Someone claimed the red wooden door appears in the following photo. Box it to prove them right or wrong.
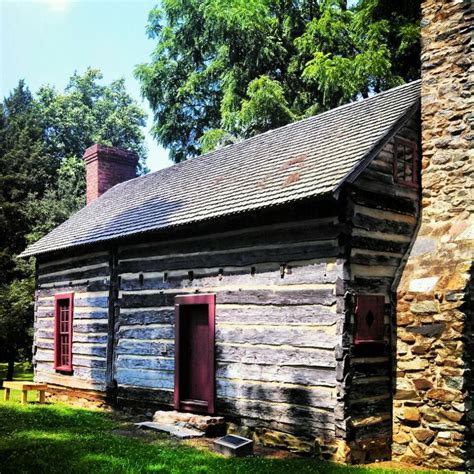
[174,294,215,414]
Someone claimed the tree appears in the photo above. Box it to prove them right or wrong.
[30,68,148,239]
[136,0,420,162]
[0,81,55,285]
[38,68,148,171]
[0,71,148,378]
[0,82,51,379]
[0,262,35,381]
[25,157,87,245]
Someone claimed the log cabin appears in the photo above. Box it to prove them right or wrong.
[23,80,421,461]
[21,1,472,469]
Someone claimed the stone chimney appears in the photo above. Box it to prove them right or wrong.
[393,0,473,471]
[83,144,138,205]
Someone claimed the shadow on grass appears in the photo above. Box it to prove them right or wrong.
[0,402,428,474]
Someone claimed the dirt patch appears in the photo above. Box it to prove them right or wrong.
[113,416,302,460]
[364,461,430,471]
[183,436,302,459]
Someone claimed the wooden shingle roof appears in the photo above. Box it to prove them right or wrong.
[22,80,420,257]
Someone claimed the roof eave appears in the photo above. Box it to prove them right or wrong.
[19,190,336,259]
[332,100,420,200]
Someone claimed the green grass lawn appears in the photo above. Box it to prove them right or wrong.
[0,363,443,474]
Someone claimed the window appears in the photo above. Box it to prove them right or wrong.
[354,294,385,344]
[54,293,74,372]
[393,137,418,186]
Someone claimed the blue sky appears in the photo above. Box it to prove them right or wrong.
[0,0,171,171]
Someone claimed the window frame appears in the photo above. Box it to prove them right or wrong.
[54,292,74,373]
[393,136,418,188]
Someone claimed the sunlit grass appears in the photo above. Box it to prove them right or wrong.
[0,364,447,473]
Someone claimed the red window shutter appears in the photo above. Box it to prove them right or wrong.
[54,293,74,372]
[354,295,385,344]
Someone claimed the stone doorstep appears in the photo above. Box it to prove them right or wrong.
[135,422,205,439]
[152,410,226,435]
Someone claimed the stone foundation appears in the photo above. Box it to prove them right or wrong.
[393,0,473,470]
[227,422,356,462]
[44,385,108,410]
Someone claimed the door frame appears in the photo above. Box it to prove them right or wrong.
[174,293,216,414]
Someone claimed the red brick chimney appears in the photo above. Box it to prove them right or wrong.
[83,144,138,205]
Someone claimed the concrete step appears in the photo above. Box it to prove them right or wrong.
[135,421,205,439]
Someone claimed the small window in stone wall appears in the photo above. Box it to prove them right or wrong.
[393,137,418,187]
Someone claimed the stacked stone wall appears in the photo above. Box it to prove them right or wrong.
[393,0,473,470]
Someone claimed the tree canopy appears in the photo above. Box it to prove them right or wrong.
[0,70,147,376]
[136,0,420,162]
[26,68,148,243]
[38,68,147,170]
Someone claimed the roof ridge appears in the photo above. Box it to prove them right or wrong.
[115,79,421,190]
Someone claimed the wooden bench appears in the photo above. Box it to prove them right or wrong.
[3,382,48,404]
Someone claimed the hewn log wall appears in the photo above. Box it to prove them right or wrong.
[114,214,346,447]
[341,114,421,462]
[33,251,111,392]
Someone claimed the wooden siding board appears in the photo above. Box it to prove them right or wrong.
[119,261,343,291]
[215,327,337,349]
[215,305,339,326]
[120,288,337,308]
[115,356,174,371]
[37,252,109,274]
[115,340,174,357]
[350,188,417,216]
[117,241,341,274]
[37,280,110,296]
[117,219,341,259]
[216,344,336,368]
[216,362,337,387]
[217,398,336,435]
[38,266,109,284]
[216,379,335,409]
[73,344,107,358]
[216,289,336,306]
[118,326,175,340]
[115,368,174,389]
[118,309,174,326]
